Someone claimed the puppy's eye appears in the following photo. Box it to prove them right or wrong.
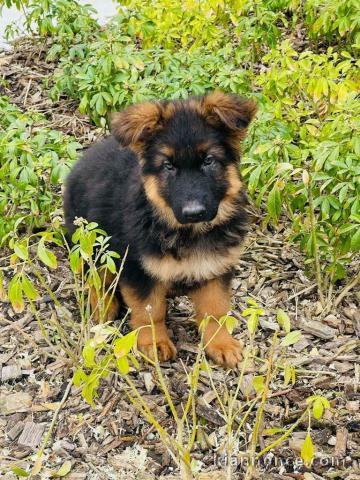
[203,154,215,167]
[163,159,175,171]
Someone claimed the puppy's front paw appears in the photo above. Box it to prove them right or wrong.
[137,328,177,362]
[205,329,243,369]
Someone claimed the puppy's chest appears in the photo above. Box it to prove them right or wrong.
[142,242,243,284]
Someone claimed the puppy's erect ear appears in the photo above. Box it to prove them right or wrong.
[111,101,163,146]
[202,91,257,133]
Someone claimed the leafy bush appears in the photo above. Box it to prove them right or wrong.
[4,0,99,55]
[304,0,360,50]
[3,222,331,477]
[242,44,360,289]
[114,0,233,51]
[50,40,252,126]
[106,0,290,54]
[0,96,81,242]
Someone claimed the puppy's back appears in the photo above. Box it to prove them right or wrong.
[63,136,138,239]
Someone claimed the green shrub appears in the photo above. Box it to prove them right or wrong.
[304,0,360,50]
[50,38,252,126]
[241,44,360,290]
[0,97,81,243]
[4,0,99,51]
[114,0,232,51]
[3,221,332,477]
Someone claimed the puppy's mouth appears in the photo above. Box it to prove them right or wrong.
[176,215,216,225]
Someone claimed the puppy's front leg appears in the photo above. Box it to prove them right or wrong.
[190,278,243,369]
[89,269,120,323]
[120,283,176,362]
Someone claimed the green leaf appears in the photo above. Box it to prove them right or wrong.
[78,94,89,114]
[31,456,43,476]
[37,238,57,269]
[253,375,264,393]
[0,270,6,301]
[254,143,272,155]
[128,354,140,370]
[106,256,116,274]
[247,312,258,335]
[10,466,29,477]
[313,397,324,420]
[116,356,130,375]
[284,365,292,386]
[81,373,99,407]
[248,165,262,194]
[96,94,106,115]
[321,197,330,219]
[14,241,28,260]
[8,275,24,314]
[73,368,87,387]
[301,433,315,467]
[276,162,294,174]
[114,331,137,358]
[220,314,238,334]
[267,185,282,222]
[351,229,360,251]
[199,360,211,373]
[338,224,357,235]
[246,298,259,307]
[199,316,210,333]
[280,330,302,347]
[21,275,39,301]
[69,249,81,273]
[51,461,72,477]
[276,309,291,333]
[82,341,96,368]
[306,124,318,136]
[80,233,95,259]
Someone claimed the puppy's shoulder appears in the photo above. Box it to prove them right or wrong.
[69,136,138,181]
[84,136,134,166]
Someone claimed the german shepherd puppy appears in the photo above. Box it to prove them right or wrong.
[64,92,257,368]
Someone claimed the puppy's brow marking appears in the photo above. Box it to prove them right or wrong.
[159,145,175,157]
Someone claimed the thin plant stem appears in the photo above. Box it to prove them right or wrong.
[334,268,360,307]
[27,297,77,361]
[245,331,278,480]
[121,373,186,465]
[29,379,73,478]
[256,408,310,458]
[307,180,325,306]
[148,313,179,423]
[179,353,202,452]
[147,314,193,476]
[226,338,253,480]
[233,396,260,440]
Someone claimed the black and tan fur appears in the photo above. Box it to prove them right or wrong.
[63,92,257,368]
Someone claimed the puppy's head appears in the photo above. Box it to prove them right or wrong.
[111,92,257,228]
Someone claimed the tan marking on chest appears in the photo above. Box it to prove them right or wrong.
[142,244,243,283]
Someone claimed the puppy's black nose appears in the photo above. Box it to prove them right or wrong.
[182,201,206,222]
